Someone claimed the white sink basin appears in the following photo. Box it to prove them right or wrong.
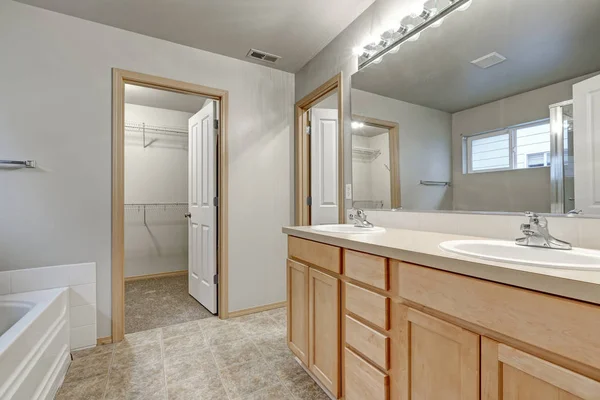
[439,240,600,270]
[312,224,386,234]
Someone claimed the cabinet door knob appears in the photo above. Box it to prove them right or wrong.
[184,212,192,218]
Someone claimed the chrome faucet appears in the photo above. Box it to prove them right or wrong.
[349,208,374,228]
[515,212,571,250]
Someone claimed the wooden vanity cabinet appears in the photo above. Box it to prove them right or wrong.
[287,237,342,398]
[481,338,600,400]
[309,268,340,396]
[287,234,600,400]
[287,259,309,364]
[394,304,480,400]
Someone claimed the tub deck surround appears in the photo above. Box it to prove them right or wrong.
[284,228,600,399]
[0,288,70,400]
[0,262,97,350]
[283,226,600,305]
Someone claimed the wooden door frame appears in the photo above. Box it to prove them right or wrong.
[351,114,401,209]
[111,68,229,342]
[294,73,344,225]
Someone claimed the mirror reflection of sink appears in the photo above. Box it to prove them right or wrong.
[440,240,600,270]
[312,224,386,234]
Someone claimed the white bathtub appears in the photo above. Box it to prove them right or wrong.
[0,288,70,400]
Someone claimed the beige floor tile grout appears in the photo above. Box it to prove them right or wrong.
[60,305,327,400]
[159,329,169,400]
[207,340,234,400]
[100,344,115,400]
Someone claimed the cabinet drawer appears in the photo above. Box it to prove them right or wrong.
[345,283,389,330]
[288,236,341,274]
[345,348,389,400]
[344,249,389,290]
[396,261,600,371]
[345,315,389,370]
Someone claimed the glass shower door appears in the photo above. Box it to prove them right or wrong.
[549,100,574,214]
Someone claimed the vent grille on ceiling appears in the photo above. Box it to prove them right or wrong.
[471,52,507,69]
[246,49,281,64]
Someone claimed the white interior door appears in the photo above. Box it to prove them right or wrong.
[574,75,600,215]
[310,108,339,225]
[188,100,217,313]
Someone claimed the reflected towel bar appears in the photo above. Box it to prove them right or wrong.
[0,160,37,168]
[420,180,451,187]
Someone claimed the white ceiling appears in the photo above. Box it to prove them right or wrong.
[353,124,388,137]
[15,0,375,73]
[352,0,600,113]
[125,84,209,113]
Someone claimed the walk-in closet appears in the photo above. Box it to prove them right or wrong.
[123,83,217,333]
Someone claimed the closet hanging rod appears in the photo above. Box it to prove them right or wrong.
[420,180,451,187]
[125,202,187,207]
[124,122,187,136]
[0,159,37,168]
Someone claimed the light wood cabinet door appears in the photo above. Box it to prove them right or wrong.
[482,337,600,400]
[309,268,341,397]
[287,259,309,365]
[394,305,480,400]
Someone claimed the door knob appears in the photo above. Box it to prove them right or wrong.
[184,212,192,218]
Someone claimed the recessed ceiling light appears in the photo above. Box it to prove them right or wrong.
[471,52,507,69]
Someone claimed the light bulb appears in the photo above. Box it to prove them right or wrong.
[431,16,445,28]
[407,32,420,42]
[458,0,472,11]
[351,122,365,129]
[352,46,363,56]
[364,35,380,47]
[396,24,410,36]
[408,1,426,17]
[388,45,401,54]
[372,57,383,65]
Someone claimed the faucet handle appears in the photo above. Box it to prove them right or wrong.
[524,211,547,227]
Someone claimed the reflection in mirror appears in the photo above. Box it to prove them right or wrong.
[350,0,600,216]
[351,116,400,210]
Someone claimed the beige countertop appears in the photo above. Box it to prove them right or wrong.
[283,225,600,305]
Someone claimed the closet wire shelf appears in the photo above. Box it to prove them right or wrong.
[125,202,188,226]
[125,121,188,148]
[352,146,381,162]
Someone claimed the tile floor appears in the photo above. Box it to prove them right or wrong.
[57,307,329,400]
[125,275,213,334]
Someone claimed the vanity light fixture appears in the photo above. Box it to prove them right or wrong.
[357,0,473,69]
[351,121,365,129]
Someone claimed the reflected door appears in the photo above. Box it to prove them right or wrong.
[574,74,600,215]
[188,101,217,313]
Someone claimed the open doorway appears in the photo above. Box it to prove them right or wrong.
[294,73,344,225]
[112,69,229,342]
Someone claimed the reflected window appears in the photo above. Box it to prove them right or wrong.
[466,120,550,173]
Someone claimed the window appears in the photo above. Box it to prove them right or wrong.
[466,120,550,173]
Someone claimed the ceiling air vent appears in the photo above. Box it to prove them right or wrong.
[246,49,281,64]
[471,52,507,69]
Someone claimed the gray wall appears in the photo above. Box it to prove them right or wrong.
[452,73,598,213]
[0,1,294,338]
[352,89,453,210]
[295,0,409,215]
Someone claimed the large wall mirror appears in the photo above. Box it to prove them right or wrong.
[350,0,600,216]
